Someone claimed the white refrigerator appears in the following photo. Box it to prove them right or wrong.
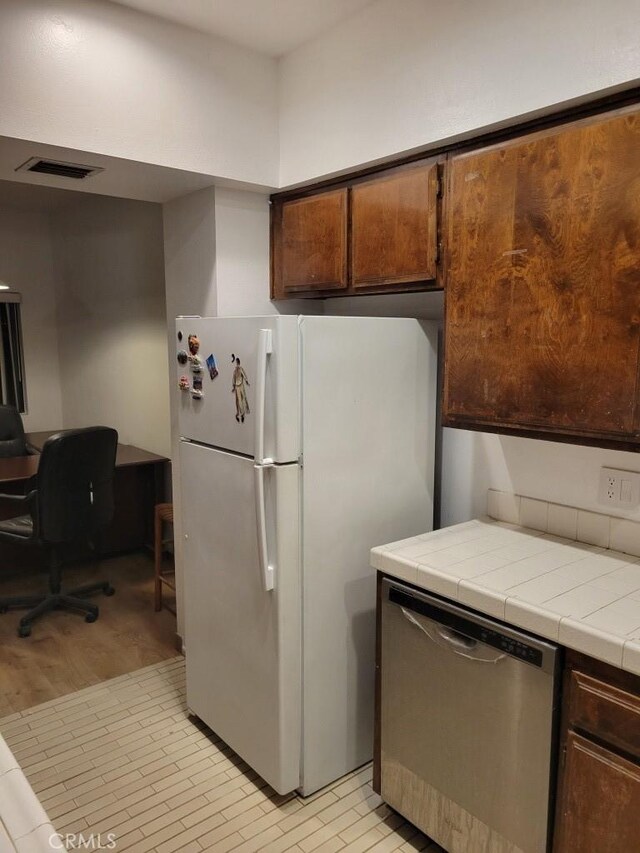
[176,315,437,796]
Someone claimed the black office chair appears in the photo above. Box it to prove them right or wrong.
[0,427,118,637]
[0,405,30,457]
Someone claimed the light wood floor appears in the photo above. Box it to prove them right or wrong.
[0,551,178,715]
[0,658,442,852]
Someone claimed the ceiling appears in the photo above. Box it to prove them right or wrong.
[109,0,374,57]
[0,136,231,206]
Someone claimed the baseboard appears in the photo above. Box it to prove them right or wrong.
[174,633,185,654]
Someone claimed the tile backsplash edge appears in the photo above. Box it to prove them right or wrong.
[487,489,640,559]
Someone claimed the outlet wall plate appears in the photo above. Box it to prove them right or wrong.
[598,467,640,509]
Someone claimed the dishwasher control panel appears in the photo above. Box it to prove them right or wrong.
[477,627,543,667]
[389,584,545,669]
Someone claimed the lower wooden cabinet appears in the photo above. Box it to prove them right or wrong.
[554,652,640,852]
[556,732,640,853]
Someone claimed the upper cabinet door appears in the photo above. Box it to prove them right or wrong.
[444,108,640,440]
[275,188,348,294]
[351,165,438,288]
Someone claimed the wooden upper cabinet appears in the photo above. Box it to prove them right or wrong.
[273,188,348,295]
[351,164,438,288]
[271,160,442,299]
[443,107,640,443]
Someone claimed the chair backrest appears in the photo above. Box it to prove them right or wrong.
[0,405,28,458]
[35,427,118,544]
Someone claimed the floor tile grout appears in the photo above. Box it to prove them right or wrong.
[1,659,441,853]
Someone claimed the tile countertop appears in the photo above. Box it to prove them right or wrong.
[0,734,60,851]
[371,518,640,675]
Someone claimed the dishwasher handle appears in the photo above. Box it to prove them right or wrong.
[401,607,507,664]
[435,625,477,652]
[387,580,558,672]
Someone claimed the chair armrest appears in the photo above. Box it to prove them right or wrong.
[0,490,36,503]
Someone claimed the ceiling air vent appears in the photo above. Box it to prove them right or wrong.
[15,157,104,180]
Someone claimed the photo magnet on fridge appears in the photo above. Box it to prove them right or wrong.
[206,354,219,380]
[193,375,203,391]
[232,357,250,423]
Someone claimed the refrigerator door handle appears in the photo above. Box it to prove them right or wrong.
[255,328,273,465]
[254,463,275,592]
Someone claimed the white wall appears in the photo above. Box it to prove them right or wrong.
[52,194,170,457]
[214,188,274,317]
[0,0,279,187]
[279,0,640,186]
[0,205,64,432]
[278,0,640,536]
[441,430,640,527]
[324,292,443,320]
[163,187,217,639]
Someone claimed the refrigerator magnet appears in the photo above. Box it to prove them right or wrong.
[177,330,183,341]
[178,375,190,391]
[232,357,250,423]
[177,350,188,365]
[206,354,219,380]
[191,388,203,400]
[192,375,203,391]
[188,334,200,356]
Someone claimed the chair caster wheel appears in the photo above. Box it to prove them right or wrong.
[18,624,31,638]
[85,611,99,623]
[103,585,115,597]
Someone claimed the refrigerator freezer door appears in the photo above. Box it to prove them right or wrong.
[175,316,299,462]
[180,440,301,795]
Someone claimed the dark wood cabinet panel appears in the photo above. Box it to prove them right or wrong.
[271,160,442,299]
[567,669,640,761]
[554,652,640,853]
[555,731,640,853]
[444,107,640,443]
[351,164,438,288]
[273,188,348,295]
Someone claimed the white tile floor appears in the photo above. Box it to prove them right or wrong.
[0,658,441,853]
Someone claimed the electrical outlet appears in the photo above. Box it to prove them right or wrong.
[598,467,640,509]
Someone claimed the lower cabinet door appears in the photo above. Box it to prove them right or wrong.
[556,731,640,852]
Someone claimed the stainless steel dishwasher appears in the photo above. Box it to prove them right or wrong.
[380,579,559,853]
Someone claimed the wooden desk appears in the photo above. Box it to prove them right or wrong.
[0,454,38,484]
[0,433,168,556]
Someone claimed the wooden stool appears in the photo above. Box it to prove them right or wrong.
[154,503,175,614]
